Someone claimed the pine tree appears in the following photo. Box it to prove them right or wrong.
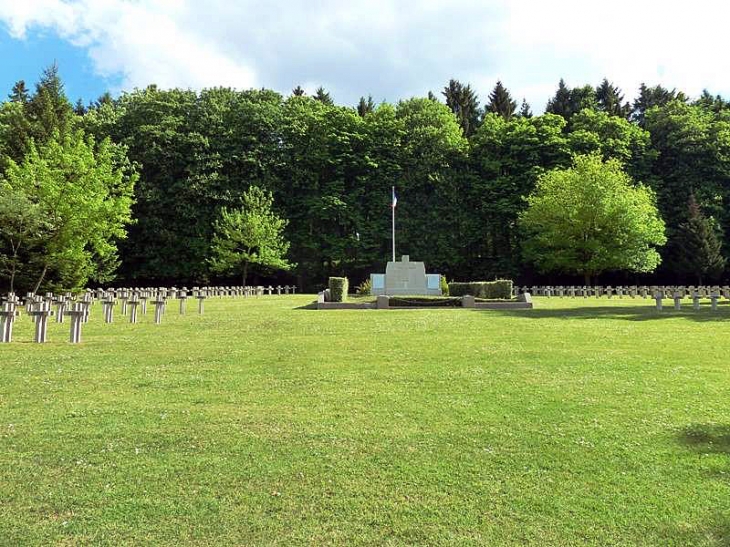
[25,62,74,143]
[695,89,730,113]
[517,98,532,118]
[595,78,631,118]
[631,83,685,126]
[673,195,726,284]
[93,91,113,108]
[74,99,87,116]
[313,86,334,105]
[427,91,438,101]
[441,79,481,136]
[545,79,572,119]
[9,80,29,103]
[569,85,596,115]
[357,95,375,117]
[292,85,305,97]
[486,81,517,120]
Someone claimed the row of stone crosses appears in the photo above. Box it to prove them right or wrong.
[514,285,729,310]
[0,284,297,344]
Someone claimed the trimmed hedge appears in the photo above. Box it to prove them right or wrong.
[328,277,349,302]
[448,279,513,299]
[440,275,449,296]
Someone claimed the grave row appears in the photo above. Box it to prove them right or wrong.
[513,285,730,300]
[0,284,297,344]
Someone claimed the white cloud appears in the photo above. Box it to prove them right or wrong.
[1,0,730,110]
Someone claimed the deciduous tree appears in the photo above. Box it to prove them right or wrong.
[519,154,666,284]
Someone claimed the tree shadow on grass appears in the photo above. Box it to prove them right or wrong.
[484,304,730,322]
[678,424,730,456]
[671,425,730,546]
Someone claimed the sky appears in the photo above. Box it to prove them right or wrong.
[1,0,730,112]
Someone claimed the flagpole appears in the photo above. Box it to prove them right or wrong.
[391,186,396,262]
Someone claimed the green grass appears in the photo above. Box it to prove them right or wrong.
[1,296,728,546]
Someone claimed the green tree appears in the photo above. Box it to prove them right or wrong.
[631,83,686,126]
[0,183,48,292]
[313,86,334,105]
[209,185,292,285]
[486,81,517,120]
[595,78,631,118]
[517,99,532,118]
[470,113,571,277]
[2,132,136,291]
[672,194,725,284]
[545,79,572,119]
[292,86,306,97]
[567,108,655,182]
[519,154,666,285]
[442,79,481,136]
[644,100,730,269]
[9,80,29,104]
[357,95,375,117]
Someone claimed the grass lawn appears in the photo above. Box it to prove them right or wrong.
[0,296,728,546]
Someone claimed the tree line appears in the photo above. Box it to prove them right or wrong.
[1,65,729,291]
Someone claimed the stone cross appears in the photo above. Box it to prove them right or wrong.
[179,290,187,315]
[655,292,663,311]
[673,291,682,310]
[103,297,116,323]
[692,292,700,311]
[67,303,85,343]
[153,298,165,324]
[710,292,719,311]
[30,301,53,343]
[197,293,206,314]
[56,297,67,323]
[128,296,140,324]
[0,303,17,343]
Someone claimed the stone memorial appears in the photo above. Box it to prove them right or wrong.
[370,255,441,296]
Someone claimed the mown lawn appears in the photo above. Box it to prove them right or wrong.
[0,296,728,546]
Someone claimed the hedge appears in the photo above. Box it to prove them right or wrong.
[328,277,349,302]
[448,279,513,299]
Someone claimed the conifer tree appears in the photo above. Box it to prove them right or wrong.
[545,79,572,119]
[441,79,481,136]
[292,85,305,97]
[25,63,75,144]
[595,78,631,118]
[631,83,685,126]
[313,86,334,105]
[486,81,517,120]
[673,194,726,284]
[517,98,532,118]
[9,80,29,103]
[357,95,375,117]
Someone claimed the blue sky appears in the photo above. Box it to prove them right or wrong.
[1,0,729,111]
[1,29,120,104]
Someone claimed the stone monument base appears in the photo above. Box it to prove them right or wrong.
[370,255,442,296]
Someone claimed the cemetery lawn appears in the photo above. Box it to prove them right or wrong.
[1,296,729,546]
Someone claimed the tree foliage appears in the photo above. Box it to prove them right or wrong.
[671,194,726,284]
[486,81,517,120]
[209,185,292,286]
[520,154,666,284]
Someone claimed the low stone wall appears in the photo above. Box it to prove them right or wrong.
[315,293,533,310]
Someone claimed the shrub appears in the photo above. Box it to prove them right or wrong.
[356,278,371,296]
[440,275,449,296]
[328,277,349,302]
[448,279,513,299]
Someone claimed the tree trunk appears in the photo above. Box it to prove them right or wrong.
[242,262,248,287]
[584,272,591,286]
[32,264,48,294]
